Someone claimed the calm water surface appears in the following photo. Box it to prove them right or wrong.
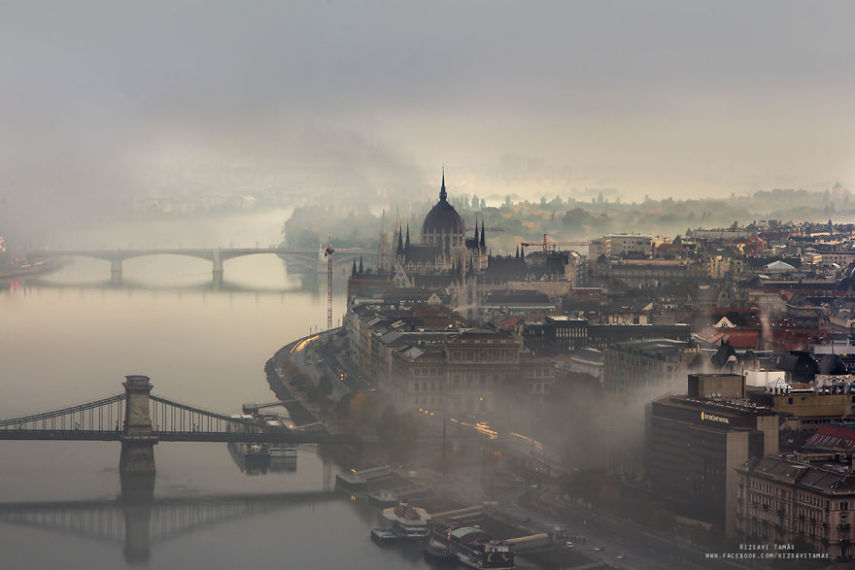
[0,210,437,570]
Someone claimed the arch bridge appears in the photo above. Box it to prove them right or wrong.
[29,246,373,286]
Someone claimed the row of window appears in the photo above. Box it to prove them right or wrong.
[744,479,843,510]
[447,349,516,362]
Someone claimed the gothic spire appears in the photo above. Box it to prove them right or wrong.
[405,224,411,248]
[397,224,403,254]
[352,258,357,276]
[479,219,486,249]
[474,220,479,243]
[359,256,364,274]
[439,166,447,202]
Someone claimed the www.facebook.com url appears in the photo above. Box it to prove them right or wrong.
[704,552,829,560]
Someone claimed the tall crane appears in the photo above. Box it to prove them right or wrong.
[324,244,334,330]
[520,233,589,255]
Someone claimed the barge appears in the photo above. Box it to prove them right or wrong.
[430,522,514,569]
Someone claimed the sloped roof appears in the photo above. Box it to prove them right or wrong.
[766,260,796,271]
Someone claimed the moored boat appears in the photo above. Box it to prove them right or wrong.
[423,537,456,565]
[227,441,271,474]
[370,527,401,545]
[368,490,399,508]
[381,501,431,540]
[430,522,514,569]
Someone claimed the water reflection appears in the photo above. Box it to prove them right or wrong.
[0,212,427,569]
[0,472,340,565]
[16,277,302,296]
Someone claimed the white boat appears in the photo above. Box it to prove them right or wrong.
[368,490,399,508]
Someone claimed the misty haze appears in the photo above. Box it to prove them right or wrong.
[3,2,855,570]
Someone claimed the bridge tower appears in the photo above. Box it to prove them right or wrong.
[119,375,158,476]
[212,248,223,288]
[110,258,123,284]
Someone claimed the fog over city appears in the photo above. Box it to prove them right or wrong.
[5,3,855,570]
[3,1,855,238]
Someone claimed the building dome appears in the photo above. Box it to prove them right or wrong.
[422,172,464,237]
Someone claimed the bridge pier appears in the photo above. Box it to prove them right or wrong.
[111,258,123,284]
[120,375,157,475]
[212,250,223,288]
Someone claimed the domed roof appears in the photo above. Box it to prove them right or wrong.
[422,172,464,235]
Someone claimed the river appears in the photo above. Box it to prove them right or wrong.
[0,209,447,570]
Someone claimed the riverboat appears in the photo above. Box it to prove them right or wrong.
[228,441,271,474]
[367,490,399,508]
[380,501,431,540]
[430,523,514,569]
[369,527,401,545]
[269,442,297,459]
[423,537,456,565]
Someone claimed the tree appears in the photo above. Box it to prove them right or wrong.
[376,406,418,460]
[334,392,354,420]
[348,391,381,431]
[376,406,398,447]
[318,374,333,396]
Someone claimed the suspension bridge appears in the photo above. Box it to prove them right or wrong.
[0,375,363,474]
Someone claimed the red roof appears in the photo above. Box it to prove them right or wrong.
[717,330,760,349]
[806,425,855,451]
[496,316,522,331]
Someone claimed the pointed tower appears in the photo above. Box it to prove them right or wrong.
[377,209,389,271]
[352,259,357,276]
[479,219,486,250]
[405,224,411,249]
[473,220,479,244]
[440,165,447,202]
[396,224,404,255]
[359,257,364,274]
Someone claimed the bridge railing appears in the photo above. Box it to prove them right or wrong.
[0,394,127,432]
[149,395,257,435]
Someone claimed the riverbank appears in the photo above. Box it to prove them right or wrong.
[264,332,331,427]
[264,330,754,569]
[264,330,602,570]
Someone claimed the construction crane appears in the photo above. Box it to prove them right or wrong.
[324,244,334,329]
[520,233,589,255]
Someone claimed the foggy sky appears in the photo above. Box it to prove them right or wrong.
[2,1,855,234]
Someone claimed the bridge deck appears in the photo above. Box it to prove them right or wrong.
[0,430,367,444]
